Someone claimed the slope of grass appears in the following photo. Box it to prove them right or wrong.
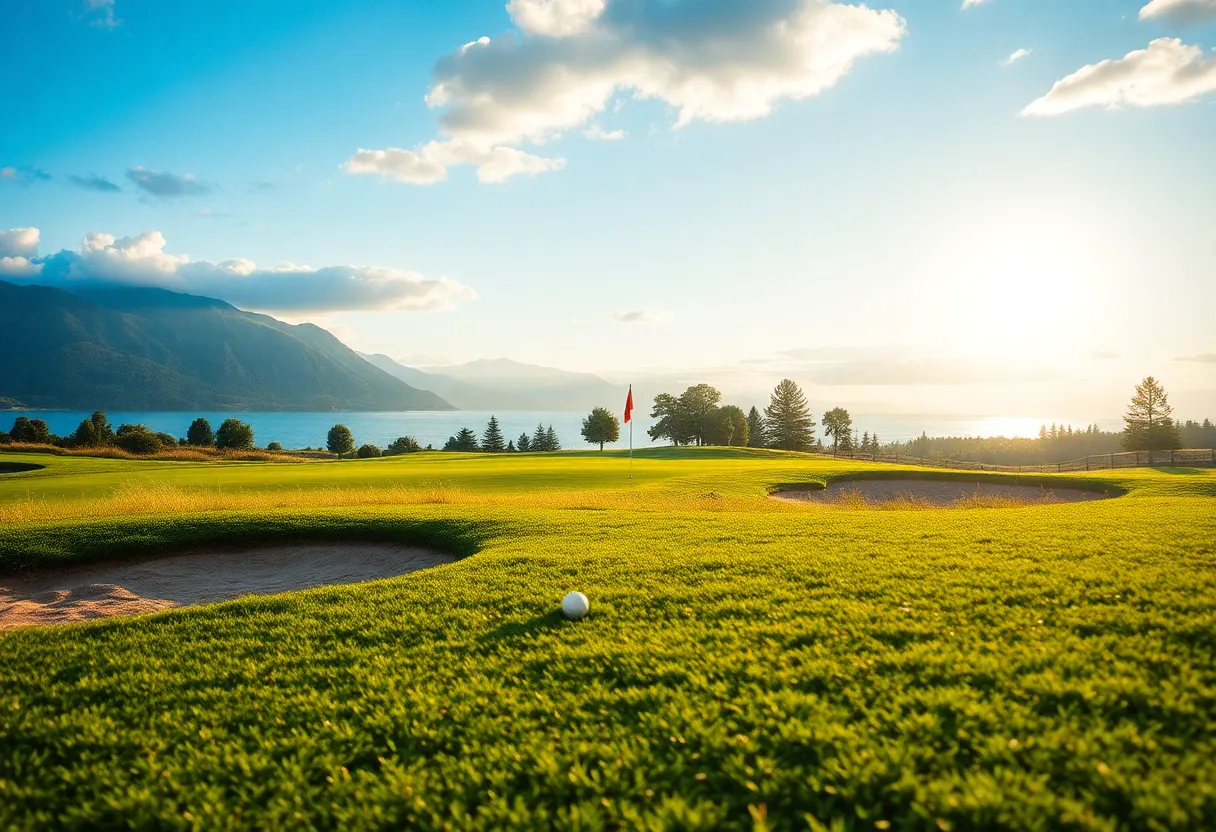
[1,450,1215,829]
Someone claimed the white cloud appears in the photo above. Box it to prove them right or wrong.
[0,257,41,278]
[6,227,477,314]
[1001,48,1032,66]
[961,0,990,8]
[126,167,212,197]
[0,227,40,258]
[1140,0,1216,24]
[1021,38,1216,117]
[583,125,626,141]
[612,309,667,324]
[347,0,905,184]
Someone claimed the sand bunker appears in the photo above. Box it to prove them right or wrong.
[0,541,454,630]
[773,478,1113,508]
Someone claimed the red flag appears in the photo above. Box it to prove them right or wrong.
[624,386,634,424]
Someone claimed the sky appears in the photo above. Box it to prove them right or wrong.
[2,0,1215,424]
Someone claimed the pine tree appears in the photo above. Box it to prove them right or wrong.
[507,440,516,452]
[546,425,560,451]
[861,431,871,452]
[517,433,531,452]
[482,415,506,452]
[764,379,816,452]
[746,406,767,448]
[532,422,548,451]
[1121,376,1182,451]
[444,427,480,452]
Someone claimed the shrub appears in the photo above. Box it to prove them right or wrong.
[266,442,283,452]
[215,419,255,451]
[187,418,215,447]
[357,444,382,459]
[114,424,161,455]
[327,425,355,457]
[155,432,180,448]
[386,436,421,455]
[0,431,9,444]
[72,412,114,448]
[10,417,53,445]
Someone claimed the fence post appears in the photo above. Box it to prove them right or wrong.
[1086,456,1090,472]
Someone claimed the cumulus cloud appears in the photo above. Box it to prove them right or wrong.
[611,309,667,324]
[126,166,213,197]
[2,227,477,314]
[0,165,53,186]
[67,173,122,192]
[1140,0,1216,24]
[347,0,905,184]
[583,124,626,141]
[1001,48,1032,66]
[1021,38,1216,116]
[0,227,40,258]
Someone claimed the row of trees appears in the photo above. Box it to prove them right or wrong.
[441,418,563,453]
[0,413,260,454]
[647,379,818,451]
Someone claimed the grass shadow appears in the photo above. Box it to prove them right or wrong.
[1153,467,1210,476]
[479,610,567,643]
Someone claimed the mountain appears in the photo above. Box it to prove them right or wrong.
[361,354,627,411]
[0,281,454,411]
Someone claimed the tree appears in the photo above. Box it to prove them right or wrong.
[482,416,506,453]
[678,384,722,446]
[507,440,516,452]
[72,412,114,447]
[764,379,815,451]
[546,425,561,451]
[357,444,382,458]
[746,407,767,448]
[822,407,853,453]
[10,416,52,445]
[517,433,531,452]
[115,424,161,454]
[581,407,620,450]
[187,418,215,447]
[327,424,355,457]
[386,436,421,455]
[155,432,179,448]
[1121,376,1182,452]
[444,428,480,452]
[532,422,549,451]
[267,442,283,452]
[648,393,692,446]
[704,405,748,447]
[216,418,255,451]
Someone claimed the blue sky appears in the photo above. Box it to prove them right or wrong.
[2,0,1215,421]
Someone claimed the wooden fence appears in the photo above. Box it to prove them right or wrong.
[827,447,1216,474]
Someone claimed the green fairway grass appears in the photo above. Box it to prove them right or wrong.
[1,449,1214,829]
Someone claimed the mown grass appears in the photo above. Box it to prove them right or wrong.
[1,449,1215,829]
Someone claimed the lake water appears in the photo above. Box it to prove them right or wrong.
[2,410,1119,450]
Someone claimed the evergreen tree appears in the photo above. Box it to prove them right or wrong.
[444,428,480,452]
[1121,376,1182,451]
[581,406,620,450]
[746,406,767,448]
[872,433,880,453]
[327,424,355,457]
[546,425,560,451]
[861,431,871,452]
[764,379,815,451]
[482,415,506,452]
[385,436,421,455]
[532,422,548,451]
[507,440,516,452]
[186,417,215,447]
[822,407,852,453]
[517,433,531,452]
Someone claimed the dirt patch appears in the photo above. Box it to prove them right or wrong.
[0,541,455,630]
[772,478,1113,508]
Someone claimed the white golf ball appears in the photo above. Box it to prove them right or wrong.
[561,591,590,620]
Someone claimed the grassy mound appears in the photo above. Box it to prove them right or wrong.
[1,449,1214,829]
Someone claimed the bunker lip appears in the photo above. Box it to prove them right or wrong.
[0,462,45,474]
[0,541,455,630]
[772,478,1115,507]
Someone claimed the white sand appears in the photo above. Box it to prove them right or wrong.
[0,541,454,630]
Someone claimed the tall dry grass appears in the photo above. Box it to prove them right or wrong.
[0,442,316,463]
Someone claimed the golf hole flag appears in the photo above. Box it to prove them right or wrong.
[625,385,634,478]
[624,386,633,423]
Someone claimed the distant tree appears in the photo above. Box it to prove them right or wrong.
[444,428,480,452]
[357,444,382,458]
[327,424,355,457]
[267,442,283,452]
[187,418,215,447]
[678,384,722,446]
[532,422,549,451]
[216,418,256,451]
[717,405,749,447]
[507,440,516,452]
[822,407,853,454]
[155,432,179,448]
[648,393,692,446]
[764,379,815,452]
[746,406,767,448]
[386,436,421,455]
[10,416,53,445]
[1121,376,1182,451]
[861,431,871,452]
[517,432,531,452]
[72,412,114,447]
[482,416,506,453]
[0,431,10,444]
[115,424,161,455]
[871,433,881,454]
[581,407,620,450]
[546,425,561,451]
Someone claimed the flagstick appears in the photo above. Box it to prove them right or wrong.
[629,417,633,480]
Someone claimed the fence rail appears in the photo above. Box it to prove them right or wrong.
[826,447,1216,474]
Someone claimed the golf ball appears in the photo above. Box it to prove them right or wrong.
[562,591,590,620]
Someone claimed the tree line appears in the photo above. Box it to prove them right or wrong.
[0,413,261,455]
[647,379,819,451]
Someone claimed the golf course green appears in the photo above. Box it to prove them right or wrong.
[1,448,1214,829]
